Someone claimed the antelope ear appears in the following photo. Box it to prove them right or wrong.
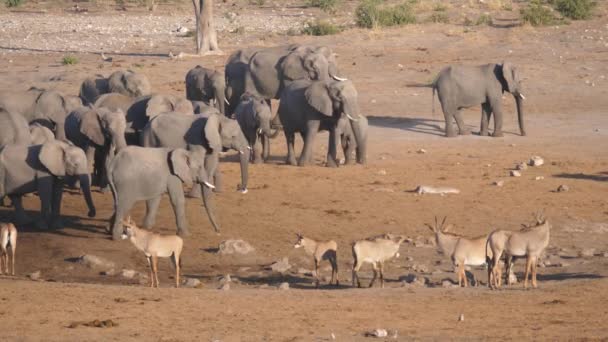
[169,148,194,187]
[305,81,333,117]
[425,224,436,233]
[501,62,516,93]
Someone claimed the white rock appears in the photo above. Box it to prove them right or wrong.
[458,314,465,322]
[415,185,460,195]
[510,170,521,177]
[535,176,544,180]
[377,169,387,175]
[529,156,544,167]
[218,239,255,255]
[416,148,427,154]
[516,162,528,170]
[278,282,290,290]
[369,329,388,338]
[121,269,137,279]
[29,270,41,281]
[183,277,201,288]
[557,184,569,192]
[493,180,504,187]
[270,257,291,273]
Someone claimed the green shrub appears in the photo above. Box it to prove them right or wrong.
[475,13,492,25]
[521,0,556,26]
[428,12,449,23]
[302,20,341,36]
[309,0,340,13]
[552,0,595,19]
[5,0,23,7]
[355,0,416,29]
[62,56,79,65]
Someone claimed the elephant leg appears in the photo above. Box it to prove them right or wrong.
[36,178,54,230]
[262,134,270,161]
[50,178,65,230]
[285,130,297,166]
[490,100,504,137]
[252,135,263,164]
[111,195,136,241]
[213,165,223,193]
[454,110,471,135]
[167,177,189,237]
[10,195,31,225]
[480,102,492,136]
[343,135,355,165]
[143,196,162,229]
[299,121,320,166]
[326,126,339,168]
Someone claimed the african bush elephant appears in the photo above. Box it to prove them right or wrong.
[320,115,368,165]
[65,106,127,188]
[0,107,31,147]
[411,62,525,137]
[234,93,279,164]
[80,70,151,105]
[0,140,96,229]
[141,112,251,196]
[186,65,227,115]
[278,79,367,167]
[107,146,214,240]
[0,88,82,141]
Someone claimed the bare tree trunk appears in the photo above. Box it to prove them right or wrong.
[192,0,220,55]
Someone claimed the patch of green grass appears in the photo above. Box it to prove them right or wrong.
[521,0,556,26]
[4,0,23,7]
[308,0,340,14]
[428,12,449,23]
[302,20,342,36]
[502,3,513,11]
[355,0,416,29]
[433,4,447,12]
[62,55,78,65]
[551,0,596,19]
[475,13,493,25]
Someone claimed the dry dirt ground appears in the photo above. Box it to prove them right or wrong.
[1,1,608,340]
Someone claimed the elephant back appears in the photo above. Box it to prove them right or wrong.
[0,107,31,147]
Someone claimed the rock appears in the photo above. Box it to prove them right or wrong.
[412,264,429,273]
[100,269,116,276]
[603,252,608,258]
[516,162,528,170]
[367,329,388,338]
[442,279,457,288]
[579,248,596,257]
[508,272,518,285]
[535,176,544,181]
[557,184,569,192]
[529,156,544,167]
[219,274,232,284]
[29,270,41,281]
[79,254,115,270]
[405,256,414,262]
[121,269,137,279]
[458,314,465,322]
[218,239,254,255]
[401,273,427,286]
[181,277,200,288]
[416,148,427,154]
[377,169,387,176]
[270,257,291,273]
[219,283,230,291]
[510,170,521,177]
[175,26,189,34]
[278,282,290,290]
[493,180,504,187]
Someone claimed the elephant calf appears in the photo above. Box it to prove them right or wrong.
[234,93,279,164]
[80,70,151,105]
[107,146,216,240]
[320,115,368,165]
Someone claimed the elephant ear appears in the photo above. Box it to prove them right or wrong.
[204,114,223,152]
[146,95,174,118]
[173,98,194,115]
[80,109,105,146]
[281,52,306,82]
[39,140,66,176]
[502,62,516,93]
[305,81,333,117]
[169,148,193,187]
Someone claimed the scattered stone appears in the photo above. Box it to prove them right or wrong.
[68,319,118,329]
[458,314,465,322]
[442,279,457,288]
[516,162,528,171]
[29,270,41,281]
[510,170,521,177]
[377,169,387,176]
[416,148,427,154]
[508,272,518,285]
[278,282,290,290]
[183,277,201,288]
[100,269,116,276]
[219,274,232,284]
[219,283,231,291]
[557,185,569,192]
[175,25,189,34]
[121,269,137,279]
[529,156,544,167]
[366,329,388,338]
[415,185,460,195]
[405,256,414,262]
[535,176,544,181]
[493,180,504,187]
[269,257,291,273]
[218,239,255,255]
[579,248,596,258]
[78,254,115,270]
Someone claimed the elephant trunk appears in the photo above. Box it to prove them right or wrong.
[328,62,347,82]
[112,134,128,153]
[79,174,96,218]
[350,119,367,165]
[260,120,280,139]
[515,95,525,136]
[238,147,250,192]
[215,90,226,115]
[201,183,220,233]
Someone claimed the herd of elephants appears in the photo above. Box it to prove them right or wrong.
[0,43,532,287]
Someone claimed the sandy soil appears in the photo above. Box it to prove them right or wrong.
[0,1,608,340]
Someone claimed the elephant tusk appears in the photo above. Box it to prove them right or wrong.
[224,98,231,105]
[247,146,252,150]
[258,128,263,134]
[203,181,216,189]
[346,113,359,121]
[518,93,526,100]
[332,75,348,82]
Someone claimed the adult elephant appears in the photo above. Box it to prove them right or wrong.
[0,140,96,229]
[65,106,127,188]
[0,88,82,141]
[0,107,31,147]
[80,70,151,105]
[234,93,279,164]
[29,123,55,145]
[107,146,214,240]
[409,62,525,137]
[278,79,367,167]
[185,65,227,115]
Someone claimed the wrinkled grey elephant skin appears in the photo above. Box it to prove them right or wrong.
[0,107,31,147]
[234,93,278,164]
[80,70,151,105]
[186,65,227,115]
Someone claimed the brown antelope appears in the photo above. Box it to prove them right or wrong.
[426,216,492,287]
[352,234,405,288]
[486,212,551,289]
[0,223,17,275]
[293,234,339,287]
[121,217,183,288]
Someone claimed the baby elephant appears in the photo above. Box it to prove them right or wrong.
[122,217,183,288]
[294,233,339,287]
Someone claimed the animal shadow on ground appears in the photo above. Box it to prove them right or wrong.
[368,115,444,136]
[535,272,604,282]
[554,172,608,182]
[236,273,350,290]
[490,18,522,29]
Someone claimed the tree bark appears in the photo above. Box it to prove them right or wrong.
[192,0,220,55]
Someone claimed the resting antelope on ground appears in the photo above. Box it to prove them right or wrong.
[121,217,183,288]
[352,234,405,288]
[0,222,17,275]
[486,212,551,289]
[426,216,492,287]
[293,233,339,287]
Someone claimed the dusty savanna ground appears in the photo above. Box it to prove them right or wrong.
[1,0,608,340]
